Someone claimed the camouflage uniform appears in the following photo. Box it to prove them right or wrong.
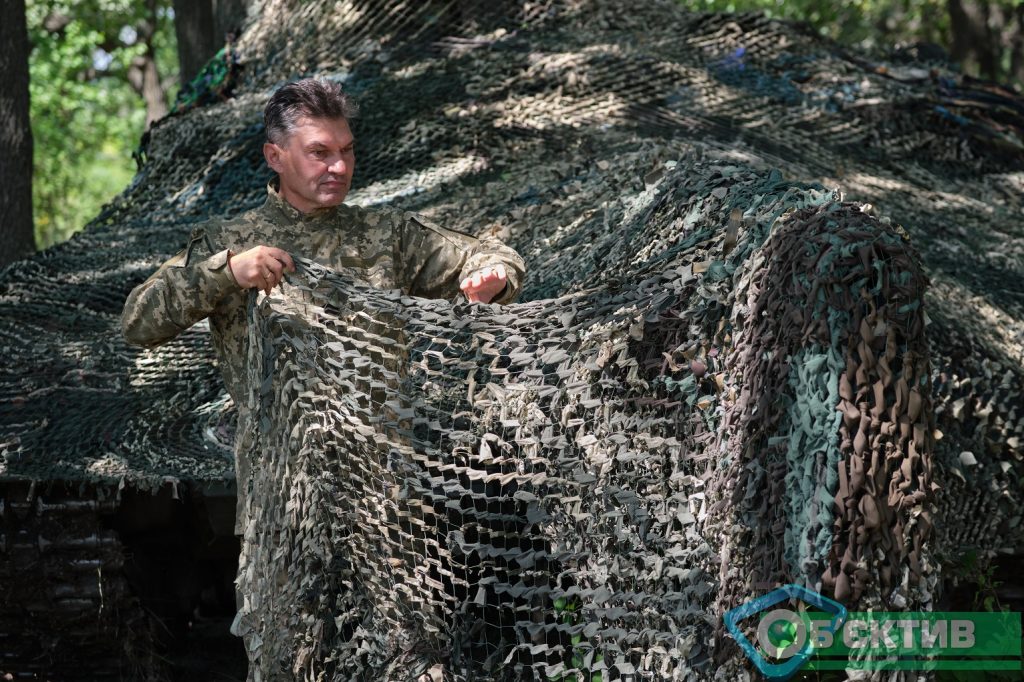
[121,182,526,532]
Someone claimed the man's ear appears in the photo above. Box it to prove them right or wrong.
[263,142,284,173]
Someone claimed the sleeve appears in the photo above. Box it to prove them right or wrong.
[394,211,526,304]
[121,225,240,347]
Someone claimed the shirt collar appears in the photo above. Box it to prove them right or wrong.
[262,178,339,224]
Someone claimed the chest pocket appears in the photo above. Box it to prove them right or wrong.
[333,251,395,289]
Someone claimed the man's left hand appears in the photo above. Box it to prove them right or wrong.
[460,264,507,303]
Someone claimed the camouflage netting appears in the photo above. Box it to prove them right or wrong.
[236,162,935,680]
[1,0,1022,679]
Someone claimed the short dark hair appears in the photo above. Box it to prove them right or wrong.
[264,78,358,145]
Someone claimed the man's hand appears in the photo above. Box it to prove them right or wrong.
[460,263,507,303]
[228,246,296,295]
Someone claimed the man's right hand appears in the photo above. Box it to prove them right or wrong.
[227,246,296,295]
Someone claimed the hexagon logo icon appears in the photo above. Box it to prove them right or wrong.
[724,583,847,680]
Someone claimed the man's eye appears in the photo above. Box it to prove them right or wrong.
[312,150,327,158]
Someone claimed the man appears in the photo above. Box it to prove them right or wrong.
[121,78,526,534]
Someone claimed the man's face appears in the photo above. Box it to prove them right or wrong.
[263,116,355,213]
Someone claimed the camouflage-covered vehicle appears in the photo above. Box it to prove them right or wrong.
[2,1,1022,680]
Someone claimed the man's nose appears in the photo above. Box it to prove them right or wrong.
[328,156,347,174]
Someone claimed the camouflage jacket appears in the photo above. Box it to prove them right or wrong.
[122,183,525,533]
[121,182,526,405]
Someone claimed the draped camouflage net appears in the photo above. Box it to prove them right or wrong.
[1,0,1022,679]
[235,161,934,679]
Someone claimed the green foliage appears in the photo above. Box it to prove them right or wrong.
[681,0,1024,90]
[682,0,952,50]
[549,596,604,682]
[27,0,177,248]
[952,549,1007,612]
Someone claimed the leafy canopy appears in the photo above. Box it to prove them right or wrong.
[27,0,177,249]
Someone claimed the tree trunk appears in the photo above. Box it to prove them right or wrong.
[214,0,250,42]
[0,0,36,266]
[128,48,170,127]
[128,0,169,128]
[1007,3,1024,86]
[174,0,218,84]
[947,0,1000,80]
[174,0,250,84]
